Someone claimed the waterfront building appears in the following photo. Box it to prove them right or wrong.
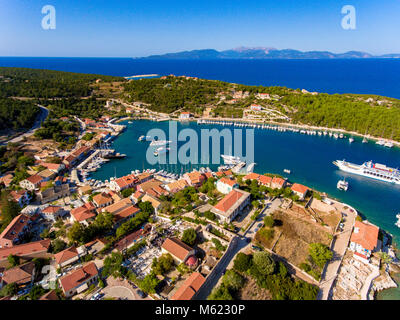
[179,112,193,119]
[290,183,310,200]
[109,174,138,192]
[271,177,287,189]
[349,221,380,261]
[211,189,251,223]
[216,177,239,194]
[183,171,206,187]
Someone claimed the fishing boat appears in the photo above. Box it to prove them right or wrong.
[337,178,349,191]
[283,169,291,174]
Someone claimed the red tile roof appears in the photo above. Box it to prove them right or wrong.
[0,214,32,243]
[26,175,44,185]
[171,272,206,300]
[214,189,246,213]
[54,246,79,265]
[42,206,62,214]
[71,203,96,222]
[59,262,98,293]
[161,237,193,261]
[258,175,272,185]
[291,183,309,194]
[272,177,286,187]
[2,261,35,285]
[350,221,379,251]
[0,240,51,260]
[219,177,238,187]
[243,173,260,181]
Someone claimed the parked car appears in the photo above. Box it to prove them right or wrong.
[136,289,147,298]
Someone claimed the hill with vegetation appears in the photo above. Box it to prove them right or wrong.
[0,67,125,133]
[122,76,400,141]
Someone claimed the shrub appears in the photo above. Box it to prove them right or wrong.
[233,253,253,273]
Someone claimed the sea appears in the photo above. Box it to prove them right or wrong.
[1,57,400,299]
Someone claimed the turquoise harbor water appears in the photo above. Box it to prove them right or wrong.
[92,120,400,249]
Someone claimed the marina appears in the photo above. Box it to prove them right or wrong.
[89,120,400,250]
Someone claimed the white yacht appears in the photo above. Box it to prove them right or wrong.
[337,178,349,191]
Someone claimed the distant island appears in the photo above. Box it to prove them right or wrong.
[137,47,400,60]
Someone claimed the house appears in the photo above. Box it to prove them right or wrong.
[0,214,33,248]
[183,171,206,187]
[102,198,140,224]
[258,175,272,187]
[70,202,97,226]
[256,93,270,100]
[19,175,44,191]
[165,179,188,193]
[37,169,57,181]
[349,221,380,260]
[161,237,195,265]
[114,224,152,253]
[36,184,71,204]
[179,112,192,119]
[109,174,138,192]
[41,206,65,221]
[250,104,263,111]
[38,162,65,174]
[211,189,251,223]
[243,172,261,182]
[131,190,144,204]
[141,194,162,214]
[271,177,287,189]
[59,262,99,298]
[290,183,309,200]
[9,190,30,207]
[92,192,113,208]
[0,174,13,188]
[54,246,81,268]
[136,179,164,194]
[0,261,36,288]
[216,177,239,194]
[170,272,206,300]
[83,238,107,255]
[0,240,51,267]
[78,185,92,196]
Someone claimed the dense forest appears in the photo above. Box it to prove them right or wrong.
[0,67,123,98]
[0,67,124,132]
[0,98,39,130]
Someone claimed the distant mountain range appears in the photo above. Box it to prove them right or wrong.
[137,47,400,60]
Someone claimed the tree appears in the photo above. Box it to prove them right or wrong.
[0,283,18,297]
[51,239,67,253]
[207,284,233,300]
[139,273,160,294]
[67,221,87,243]
[121,188,134,198]
[181,228,197,246]
[264,216,275,228]
[222,270,245,290]
[102,252,124,278]
[309,243,333,269]
[152,254,174,275]
[7,254,20,267]
[233,253,253,273]
[253,251,275,275]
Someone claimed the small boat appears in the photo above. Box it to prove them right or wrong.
[376,139,385,145]
[150,140,171,147]
[283,169,291,174]
[395,213,400,228]
[349,137,354,143]
[362,137,368,143]
[154,147,170,156]
[128,121,133,124]
[384,141,394,148]
[337,178,349,191]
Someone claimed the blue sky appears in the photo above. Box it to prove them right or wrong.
[0,0,399,57]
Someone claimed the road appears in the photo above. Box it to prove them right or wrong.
[317,204,356,300]
[5,105,49,144]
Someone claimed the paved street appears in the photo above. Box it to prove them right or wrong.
[317,203,356,300]
[5,105,49,144]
